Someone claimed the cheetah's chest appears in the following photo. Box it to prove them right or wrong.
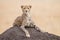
[26,17,31,26]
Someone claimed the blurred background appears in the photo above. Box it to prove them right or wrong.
[0,0,60,36]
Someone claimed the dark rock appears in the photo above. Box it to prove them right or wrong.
[0,26,60,40]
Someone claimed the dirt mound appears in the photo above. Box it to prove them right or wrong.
[0,26,60,40]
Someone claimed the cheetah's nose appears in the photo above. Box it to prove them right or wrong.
[26,10,27,12]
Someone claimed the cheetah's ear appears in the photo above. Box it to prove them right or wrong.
[21,5,23,8]
[29,5,32,8]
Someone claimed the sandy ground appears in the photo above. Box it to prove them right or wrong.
[0,0,60,36]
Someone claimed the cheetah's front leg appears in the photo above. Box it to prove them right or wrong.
[30,21,41,32]
[34,25,41,32]
[20,25,30,37]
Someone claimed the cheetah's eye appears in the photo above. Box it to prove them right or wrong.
[24,8,25,9]
[28,8,29,9]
